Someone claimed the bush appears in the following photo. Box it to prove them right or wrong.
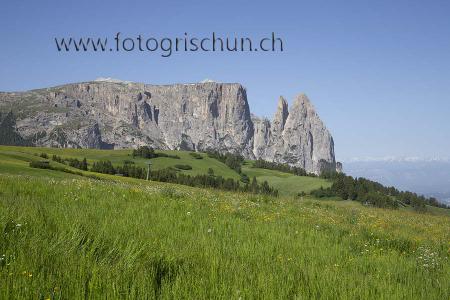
[240,173,250,184]
[29,161,83,177]
[296,191,307,198]
[52,154,65,164]
[30,160,51,169]
[66,158,88,171]
[50,155,88,171]
[132,146,157,159]
[174,164,192,170]
[189,152,203,159]
[132,146,180,159]
[155,152,180,159]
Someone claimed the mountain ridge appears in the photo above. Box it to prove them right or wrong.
[0,80,338,174]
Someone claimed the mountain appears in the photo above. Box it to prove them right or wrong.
[343,159,450,205]
[252,95,336,174]
[0,80,337,174]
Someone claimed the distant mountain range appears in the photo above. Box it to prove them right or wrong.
[343,159,450,205]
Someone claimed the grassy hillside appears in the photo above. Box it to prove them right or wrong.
[0,145,331,196]
[242,161,331,196]
[0,145,238,178]
[0,166,449,298]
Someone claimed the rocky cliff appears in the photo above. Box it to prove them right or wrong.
[0,79,338,174]
[252,94,336,174]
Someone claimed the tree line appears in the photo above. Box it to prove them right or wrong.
[206,150,244,174]
[253,159,316,177]
[311,172,448,210]
[131,146,180,159]
[50,154,88,170]
[33,151,279,197]
[90,159,278,197]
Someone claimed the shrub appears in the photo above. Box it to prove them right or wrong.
[30,160,51,169]
[174,164,192,170]
[66,158,88,171]
[189,152,203,159]
[132,146,157,159]
[240,173,250,184]
[52,154,65,164]
[29,161,83,177]
[156,153,180,159]
[132,146,180,159]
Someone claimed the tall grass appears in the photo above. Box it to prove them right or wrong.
[0,175,449,299]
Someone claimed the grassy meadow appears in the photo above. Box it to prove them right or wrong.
[242,163,331,196]
[0,145,331,196]
[0,146,449,299]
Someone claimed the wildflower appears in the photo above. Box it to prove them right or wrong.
[207,228,212,233]
[186,211,191,216]
[16,224,22,228]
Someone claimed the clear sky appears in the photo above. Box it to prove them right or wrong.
[1,0,449,161]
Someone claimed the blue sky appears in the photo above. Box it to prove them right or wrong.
[1,0,449,161]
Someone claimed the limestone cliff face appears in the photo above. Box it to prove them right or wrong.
[0,80,337,174]
[252,94,336,174]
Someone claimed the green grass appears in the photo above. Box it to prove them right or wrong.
[0,170,449,299]
[0,145,332,196]
[0,146,240,179]
[242,162,332,196]
[0,151,82,179]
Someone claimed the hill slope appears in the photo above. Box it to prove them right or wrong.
[0,145,331,196]
[0,158,449,298]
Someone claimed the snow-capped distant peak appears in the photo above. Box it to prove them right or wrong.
[200,79,216,83]
[94,77,130,84]
[344,156,450,163]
